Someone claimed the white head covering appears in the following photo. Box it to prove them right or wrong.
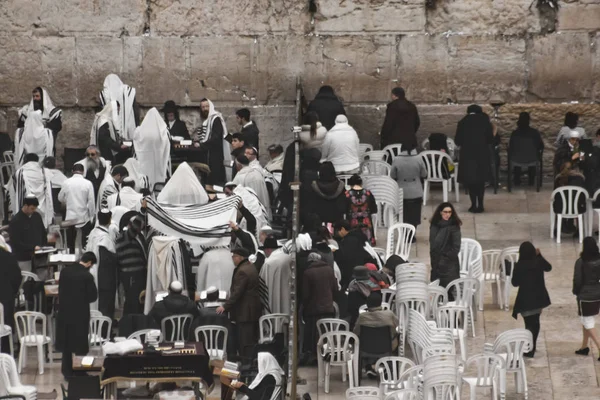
[334,114,348,125]
[133,107,171,186]
[0,235,12,253]
[242,352,285,400]
[157,162,208,206]
[102,74,124,103]
[200,99,232,180]
[18,88,58,121]
[169,281,183,293]
[569,130,581,139]
[15,110,54,169]
[90,101,120,146]
[100,74,137,140]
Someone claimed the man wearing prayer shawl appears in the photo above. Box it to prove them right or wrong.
[194,99,231,186]
[90,101,129,164]
[75,146,111,199]
[232,155,271,215]
[85,210,117,316]
[133,107,171,187]
[9,153,54,228]
[156,162,209,206]
[18,87,62,145]
[14,110,54,170]
[106,177,142,212]
[258,238,292,315]
[99,74,139,140]
[97,165,128,211]
[196,248,236,293]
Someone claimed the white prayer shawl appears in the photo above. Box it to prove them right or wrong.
[144,236,185,314]
[133,107,171,187]
[259,251,292,315]
[106,187,142,212]
[18,88,61,123]
[14,111,54,169]
[265,153,285,173]
[109,205,130,231]
[196,248,235,293]
[123,158,150,192]
[249,160,277,217]
[99,74,136,140]
[157,162,208,206]
[8,162,53,227]
[46,169,67,188]
[146,195,241,248]
[97,174,118,212]
[90,101,120,152]
[75,157,110,179]
[321,115,360,173]
[232,167,270,216]
[242,353,285,400]
[199,100,232,181]
[85,225,116,310]
[232,185,269,237]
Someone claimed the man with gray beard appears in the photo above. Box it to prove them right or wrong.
[75,146,109,199]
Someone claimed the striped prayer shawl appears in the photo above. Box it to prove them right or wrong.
[145,195,241,249]
[259,276,272,314]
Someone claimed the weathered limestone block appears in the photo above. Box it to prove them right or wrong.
[322,36,394,102]
[253,36,325,104]
[593,33,600,101]
[0,0,146,36]
[316,0,426,33]
[54,107,97,157]
[122,37,144,92]
[188,37,254,103]
[150,0,308,35]
[0,38,42,105]
[138,38,188,106]
[447,36,527,103]
[40,37,77,106]
[396,35,450,103]
[558,3,600,30]
[527,33,593,101]
[425,0,541,35]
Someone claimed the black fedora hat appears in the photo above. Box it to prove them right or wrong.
[160,100,178,113]
[259,237,282,250]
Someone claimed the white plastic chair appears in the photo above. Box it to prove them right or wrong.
[0,304,14,357]
[363,175,403,228]
[359,143,374,159]
[0,353,37,400]
[359,302,391,314]
[386,223,415,261]
[338,174,353,188]
[381,289,396,312]
[259,314,289,344]
[500,246,519,312]
[89,315,112,353]
[14,311,52,375]
[484,328,533,400]
[345,386,380,399]
[480,250,504,310]
[397,283,430,356]
[446,278,479,337]
[363,150,387,162]
[375,356,416,395]
[422,354,461,400]
[461,353,504,400]
[384,388,419,400]
[427,285,448,321]
[127,329,163,344]
[20,272,43,313]
[436,305,468,361]
[3,151,14,164]
[420,150,458,205]
[360,160,392,176]
[194,325,228,360]
[383,144,404,163]
[550,185,588,243]
[587,189,600,239]
[316,318,349,336]
[458,238,482,278]
[317,331,359,393]
[395,263,429,285]
[422,137,458,160]
[160,314,193,342]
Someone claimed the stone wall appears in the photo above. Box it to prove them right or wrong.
[1,0,600,167]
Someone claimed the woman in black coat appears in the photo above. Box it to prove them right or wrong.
[511,241,552,358]
[454,105,494,213]
[306,162,346,224]
[0,239,23,353]
[573,237,600,358]
[429,202,462,293]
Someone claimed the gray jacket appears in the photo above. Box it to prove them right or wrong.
[390,155,427,200]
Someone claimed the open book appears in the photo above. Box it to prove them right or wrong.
[49,254,77,263]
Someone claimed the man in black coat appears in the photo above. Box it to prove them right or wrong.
[0,238,22,353]
[8,195,47,272]
[380,87,420,149]
[162,100,190,140]
[306,86,346,131]
[56,252,98,379]
[236,108,260,154]
[148,281,199,329]
[455,105,494,213]
[334,221,377,289]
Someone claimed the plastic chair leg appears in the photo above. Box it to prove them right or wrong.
[37,344,44,375]
[579,215,584,243]
[556,216,562,244]
[455,177,460,202]
[550,210,555,239]
[478,282,485,311]
[324,362,330,394]
[443,181,448,202]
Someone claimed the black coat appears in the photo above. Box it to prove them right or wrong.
[429,221,461,287]
[98,246,118,319]
[455,113,494,185]
[511,255,552,319]
[241,122,260,153]
[0,249,23,329]
[306,180,346,224]
[508,127,544,163]
[168,119,190,140]
[201,118,226,186]
[56,264,98,354]
[302,260,338,317]
[307,93,346,131]
[8,210,47,262]
[335,230,377,288]
[380,98,420,148]
[573,257,600,301]
[148,293,200,327]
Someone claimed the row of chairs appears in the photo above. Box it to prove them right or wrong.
[550,185,600,244]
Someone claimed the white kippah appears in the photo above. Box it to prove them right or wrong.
[123,177,135,182]
[260,225,273,233]
[169,281,183,293]
[100,208,111,214]
[569,130,581,139]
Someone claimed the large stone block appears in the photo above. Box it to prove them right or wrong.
[594,33,600,101]
[558,3,600,30]
[150,0,308,35]
[55,107,97,156]
[40,37,77,106]
[425,0,541,35]
[188,37,253,103]
[322,36,394,102]
[123,37,144,91]
[447,36,526,103]
[316,0,426,33]
[396,35,450,103]
[0,38,42,105]
[0,0,146,36]
[254,36,325,104]
[138,38,188,106]
[527,33,593,101]
[75,38,124,107]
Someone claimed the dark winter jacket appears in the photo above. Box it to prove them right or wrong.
[380,97,420,149]
[149,293,200,327]
[455,110,494,185]
[302,260,338,316]
[511,254,552,319]
[241,121,260,154]
[335,230,377,288]
[306,90,346,131]
[0,249,23,329]
[429,220,461,287]
[573,256,600,301]
[307,179,346,223]
[223,260,262,323]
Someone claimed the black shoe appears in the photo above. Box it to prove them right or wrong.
[575,347,590,356]
[523,351,535,358]
[468,206,476,213]
[475,207,484,213]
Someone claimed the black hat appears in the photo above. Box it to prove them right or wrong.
[352,265,370,280]
[231,248,250,258]
[161,100,178,113]
[259,237,282,250]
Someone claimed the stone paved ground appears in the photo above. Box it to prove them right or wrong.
[19,185,600,399]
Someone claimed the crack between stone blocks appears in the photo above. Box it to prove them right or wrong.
[144,0,153,35]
